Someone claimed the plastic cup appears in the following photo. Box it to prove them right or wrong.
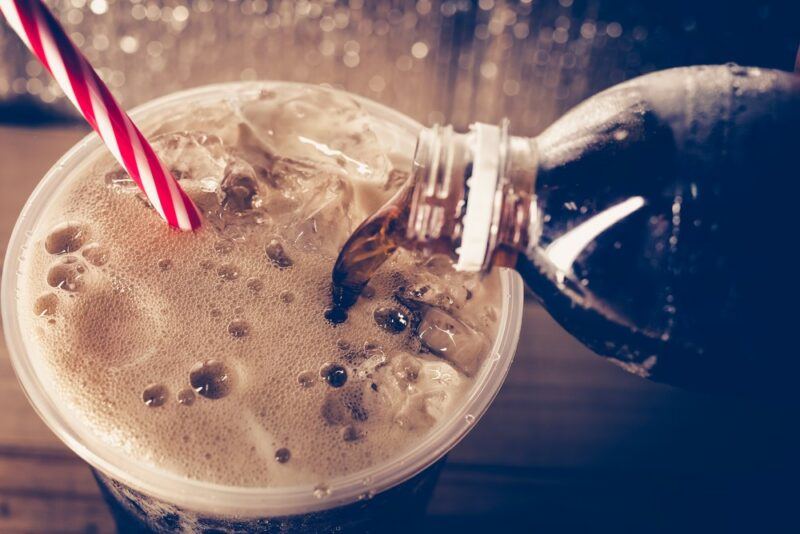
[2,82,523,532]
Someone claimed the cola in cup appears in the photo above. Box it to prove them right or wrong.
[2,82,523,532]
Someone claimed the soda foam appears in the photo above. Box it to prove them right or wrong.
[18,86,501,487]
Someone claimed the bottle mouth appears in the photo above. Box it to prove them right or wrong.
[409,121,510,272]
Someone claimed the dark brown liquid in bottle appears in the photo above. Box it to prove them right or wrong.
[326,181,413,323]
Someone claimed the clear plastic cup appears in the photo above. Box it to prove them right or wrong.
[2,82,523,532]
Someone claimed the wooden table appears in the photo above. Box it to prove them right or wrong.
[1,126,798,533]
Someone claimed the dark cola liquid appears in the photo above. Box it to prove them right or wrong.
[518,65,800,396]
[328,182,414,320]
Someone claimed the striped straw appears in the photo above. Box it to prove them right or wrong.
[0,0,201,231]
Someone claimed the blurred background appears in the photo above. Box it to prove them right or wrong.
[1,1,799,532]
[1,0,798,132]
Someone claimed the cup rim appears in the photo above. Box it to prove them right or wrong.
[1,81,524,516]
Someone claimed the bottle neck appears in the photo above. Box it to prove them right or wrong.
[406,122,539,272]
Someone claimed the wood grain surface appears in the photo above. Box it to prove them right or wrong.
[0,126,797,533]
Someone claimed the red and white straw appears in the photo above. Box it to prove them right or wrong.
[0,0,201,231]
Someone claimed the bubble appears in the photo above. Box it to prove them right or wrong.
[320,363,347,388]
[158,258,173,271]
[320,394,346,425]
[47,259,86,292]
[227,320,250,338]
[373,307,409,334]
[324,306,347,325]
[313,484,330,499]
[34,293,59,316]
[217,264,239,281]
[45,222,87,254]
[246,277,264,293]
[465,414,476,424]
[142,384,168,407]
[298,371,316,388]
[341,425,362,442]
[279,290,294,303]
[189,359,233,399]
[392,354,421,384]
[265,239,293,268]
[81,243,109,266]
[275,447,291,463]
[213,240,235,255]
[361,285,376,299]
[177,388,196,406]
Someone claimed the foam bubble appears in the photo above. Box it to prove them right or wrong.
[45,222,87,254]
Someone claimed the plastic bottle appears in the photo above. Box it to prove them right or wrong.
[333,65,800,396]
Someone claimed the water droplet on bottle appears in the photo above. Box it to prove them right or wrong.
[158,258,173,271]
[275,447,291,463]
[189,359,233,399]
[320,363,347,388]
[464,414,476,424]
[279,290,295,303]
[227,320,250,338]
[143,384,168,407]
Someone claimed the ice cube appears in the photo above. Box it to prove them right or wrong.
[365,353,463,431]
[239,86,389,186]
[150,101,241,147]
[416,307,488,376]
[151,132,229,184]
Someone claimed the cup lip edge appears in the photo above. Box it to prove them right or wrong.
[1,80,524,515]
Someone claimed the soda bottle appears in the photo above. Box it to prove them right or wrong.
[332,64,800,396]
